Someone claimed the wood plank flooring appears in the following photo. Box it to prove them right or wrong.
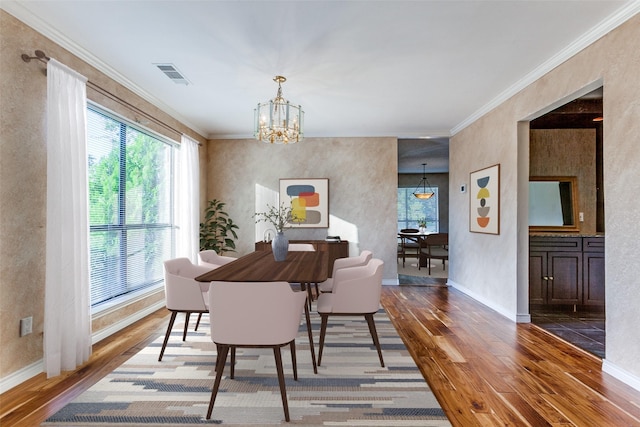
[2,285,639,426]
[382,285,640,426]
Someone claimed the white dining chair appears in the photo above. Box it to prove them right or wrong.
[198,249,237,269]
[288,243,315,251]
[317,250,373,293]
[159,258,211,361]
[206,281,307,422]
[316,258,385,367]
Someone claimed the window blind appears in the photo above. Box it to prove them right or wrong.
[87,105,176,306]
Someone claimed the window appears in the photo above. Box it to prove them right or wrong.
[87,105,176,307]
[397,187,439,232]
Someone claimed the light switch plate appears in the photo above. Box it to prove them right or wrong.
[20,316,32,337]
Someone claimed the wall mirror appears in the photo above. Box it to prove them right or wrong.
[529,176,579,232]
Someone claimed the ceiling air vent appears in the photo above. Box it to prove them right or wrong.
[155,63,190,85]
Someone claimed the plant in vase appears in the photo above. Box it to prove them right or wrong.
[418,217,427,233]
[254,203,300,261]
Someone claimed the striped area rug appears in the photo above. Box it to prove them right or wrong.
[43,308,451,426]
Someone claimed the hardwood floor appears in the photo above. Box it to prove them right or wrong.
[2,285,639,426]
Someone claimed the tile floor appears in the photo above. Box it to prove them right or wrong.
[530,309,605,358]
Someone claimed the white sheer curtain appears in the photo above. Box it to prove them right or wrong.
[44,59,92,377]
[175,134,200,262]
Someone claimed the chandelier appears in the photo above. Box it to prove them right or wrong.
[413,163,435,199]
[254,76,304,144]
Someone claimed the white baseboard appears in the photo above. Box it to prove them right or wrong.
[0,359,43,394]
[447,279,517,322]
[91,300,165,344]
[0,300,165,394]
[602,359,640,392]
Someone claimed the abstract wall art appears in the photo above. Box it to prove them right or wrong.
[279,178,329,228]
[469,164,500,234]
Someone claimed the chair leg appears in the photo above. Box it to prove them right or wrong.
[428,255,432,275]
[273,346,290,422]
[365,313,385,367]
[158,311,177,361]
[207,344,229,419]
[230,347,236,379]
[194,313,202,331]
[183,312,191,341]
[317,314,329,366]
[290,341,298,381]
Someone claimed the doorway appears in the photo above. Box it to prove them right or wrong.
[526,86,605,358]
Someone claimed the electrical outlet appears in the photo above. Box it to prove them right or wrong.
[20,316,32,337]
[579,212,584,222]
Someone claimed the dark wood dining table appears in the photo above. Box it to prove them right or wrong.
[195,250,328,374]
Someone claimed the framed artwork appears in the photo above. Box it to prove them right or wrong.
[469,164,500,234]
[279,178,329,228]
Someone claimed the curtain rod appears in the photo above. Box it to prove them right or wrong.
[21,49,201,144]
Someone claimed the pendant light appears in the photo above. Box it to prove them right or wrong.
[413,163,435,199]
[254,76,304,144]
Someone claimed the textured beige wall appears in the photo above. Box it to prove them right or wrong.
[0,11,206,381]
[530,129,597,234]
[205,137,399,281]
[449,15,640,379]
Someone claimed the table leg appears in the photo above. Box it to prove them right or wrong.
[300,282,313,311]
[304,300,318,374]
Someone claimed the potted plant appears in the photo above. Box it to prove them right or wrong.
[199,199,239,255]
[254,203,299,261]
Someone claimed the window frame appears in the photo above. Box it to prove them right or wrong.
[87,102,178,316]
[397,186,440,232]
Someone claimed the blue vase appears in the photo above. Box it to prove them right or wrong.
[271,231,289,261]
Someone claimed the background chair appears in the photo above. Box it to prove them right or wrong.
[288,243,316,308]
[196,250,237,329]
[419,233,448,275]
[198,249,237,269]
[316,258,385,367]
[159,258,211,361]
[206,281,307,422]
[288,243,315,251]
[317,250,373,293]
[398,228,420,267]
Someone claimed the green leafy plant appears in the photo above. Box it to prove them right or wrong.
[254,202,300,233]
[199,199,239,254]
[418,217,427,228]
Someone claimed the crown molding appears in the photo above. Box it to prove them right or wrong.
[2,1,207,139]
[451,1,640,136]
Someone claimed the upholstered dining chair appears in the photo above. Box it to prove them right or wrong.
[159,258,212,361]
[288,243,315,251]
[419,232,448,275]
[198,249,237,269]
[317,250,373,293]
[206,281,307,422]
[398,228,420,267]
[316,258,385,367]
[287,243,316,307]
[196,250,237,330]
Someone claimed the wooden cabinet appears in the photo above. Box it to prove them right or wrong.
[529,236,604,308]
[583,237,605,306]
[255,240,349,275]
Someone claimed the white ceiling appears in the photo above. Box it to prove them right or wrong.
[3,1,638,173]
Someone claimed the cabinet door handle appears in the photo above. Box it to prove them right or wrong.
[543,276,549,280]
[549,276,554,281]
